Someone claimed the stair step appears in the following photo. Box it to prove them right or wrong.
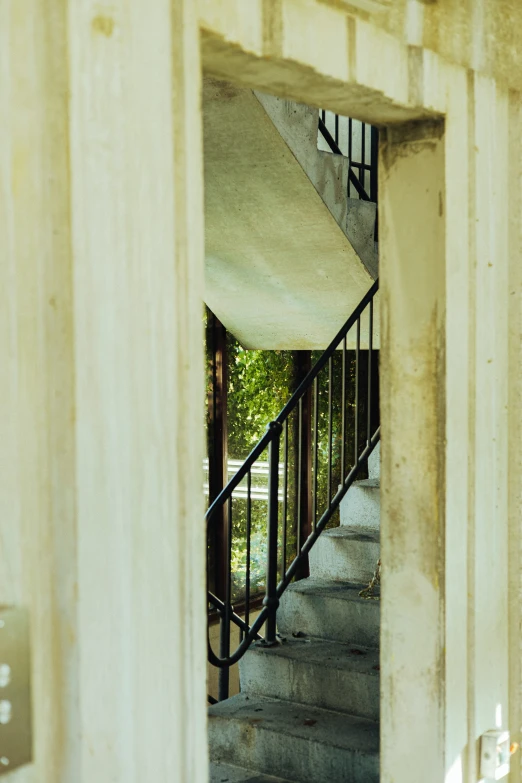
[210,761,297,783]
[277,579,380,647]
[308,526,380,583]
[340,479,380,531]
[208,693,379,783]
[239,637,379,720]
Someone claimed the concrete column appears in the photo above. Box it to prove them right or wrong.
[0,0,207,781]
[379,121,446,783]
[381,74,521,783]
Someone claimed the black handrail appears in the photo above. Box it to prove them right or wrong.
[318,114,379,208]
[318,117,370,202]
[205,280,378,526]
[207,281,380,699]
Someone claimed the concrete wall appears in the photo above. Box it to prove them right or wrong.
[2,1,522,782]
[199,2,522,782]
[1,1,207,781]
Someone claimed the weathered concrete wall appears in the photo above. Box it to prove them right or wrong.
[1,1,208,781]
[199,2,522,782]
[320,0,522,93]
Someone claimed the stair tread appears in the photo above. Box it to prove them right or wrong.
[209,693,380,755]
[283,578,378,603]
[248,637,380,672]
[210,761,297,783]
[321,526,380,543]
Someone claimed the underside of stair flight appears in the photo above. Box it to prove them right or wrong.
[203,77,378,350]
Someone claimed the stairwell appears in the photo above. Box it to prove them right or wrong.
[209,443,381,783]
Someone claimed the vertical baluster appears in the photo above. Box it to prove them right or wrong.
[282,419,288,580]
[244,469,252,637]
[361,121,366,191]
[327,357,333,504]
[355,317,360,466]
[264,423,282,645]
[341,336,347,482]
[367,300,374,446]
[370,126,379,203]
[218,498,233,701]
[348,117,353,197]
[312,376,319,529]
[297,399,303,551]
[335,113,339,146]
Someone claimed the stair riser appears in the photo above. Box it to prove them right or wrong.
[209,716,379,783]
[239,651,379,720]
[340,485,380,530]
[277,589,380,647]
[309,537,380,583]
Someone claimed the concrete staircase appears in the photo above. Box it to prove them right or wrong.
[209,444,381,783]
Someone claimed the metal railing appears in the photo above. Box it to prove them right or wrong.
[318,111,378,204]
[207,281,380,701]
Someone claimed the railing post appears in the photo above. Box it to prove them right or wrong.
[263,421,282,645]
[295,351,312,580]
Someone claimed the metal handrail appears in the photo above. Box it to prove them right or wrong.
[207,281,380,699]
[318,114,379,208]
[205,280,378,528]
[318,117,370,202]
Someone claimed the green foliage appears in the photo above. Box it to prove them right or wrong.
[227,338,294,460]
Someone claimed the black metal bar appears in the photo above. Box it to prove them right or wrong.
[355,317,360,465]
[312,376,318,529]
[296,351,312,579]
[348,117,353,160]
[218,498,233,700]
[208,591,263,640]
[327,356,333,503]
[275,280,378,426]
[341,336,346,482]
[318,117,370,202]
[282,419,288,580]
[361,121,366,192]
[335,113,339,146]
[206,311,228,601]
[367,300,374,446]
[244,470,252,638]
[297,398,303,552]
[349,161,373,172]
[370,126,379,203]
[264,424,282,644]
